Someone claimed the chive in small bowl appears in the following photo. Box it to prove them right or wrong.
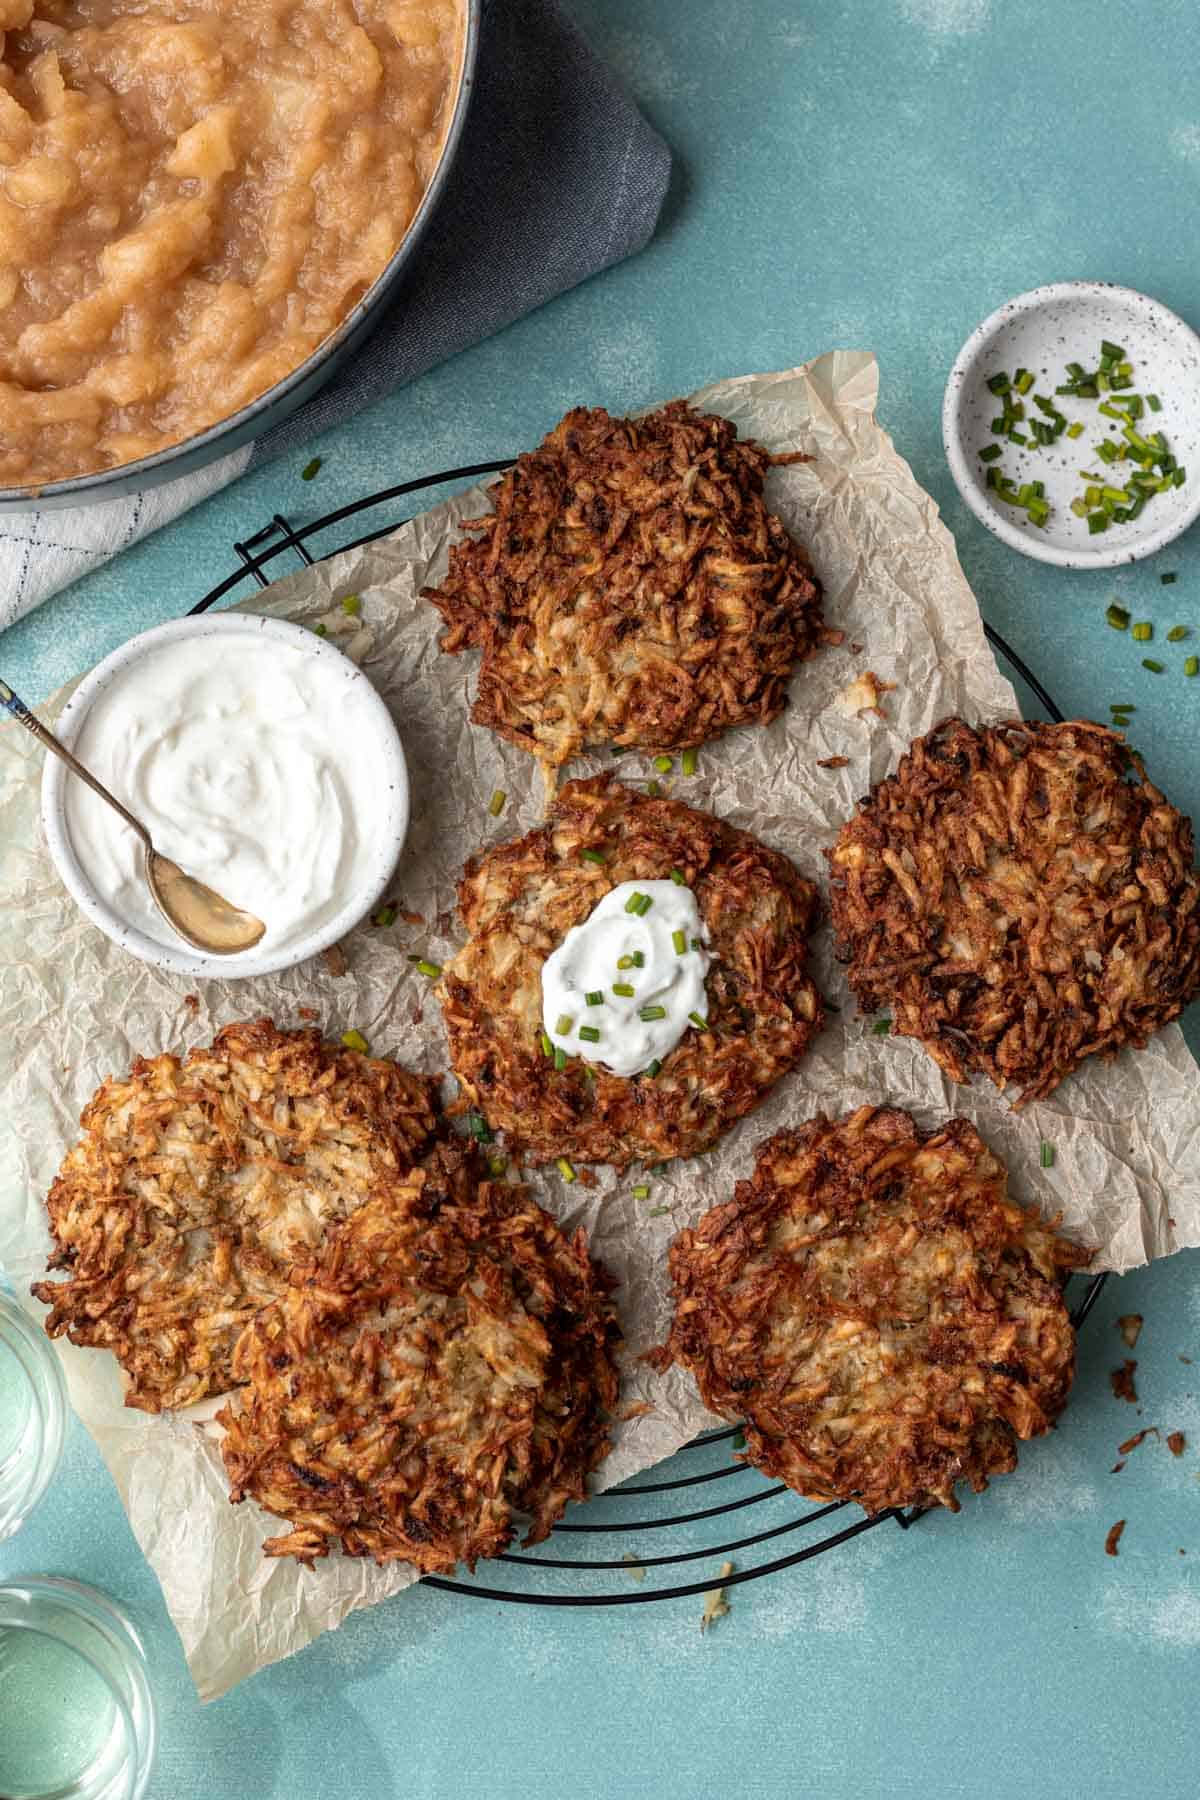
[943,281,1200,569]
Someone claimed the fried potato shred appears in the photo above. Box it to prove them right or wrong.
[827,718,1200,1104]
[438,774,824,1167]
[423,402,834,781]
[219,1141,619,1572]
[32,1020,439,1411]
[656,1106,1090,1515]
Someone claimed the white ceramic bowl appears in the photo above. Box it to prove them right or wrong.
[944,281,1200,568]
[41,614,409,980]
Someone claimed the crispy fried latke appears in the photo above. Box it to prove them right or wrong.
[438,775,824,1167]
[219,1140,620,1571]
[827,718,1200,1103]
[32,1020,439,1412]
[422,402,833,779]
[656,1106,1090,1514]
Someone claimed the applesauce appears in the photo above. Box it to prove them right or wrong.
[0,0,463,486]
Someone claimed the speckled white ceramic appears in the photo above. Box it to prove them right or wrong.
[41,614,409,980]
[944,282,1200,568]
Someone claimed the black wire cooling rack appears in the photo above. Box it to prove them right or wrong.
[188,461,1109,1608]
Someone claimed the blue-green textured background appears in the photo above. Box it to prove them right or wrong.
[4,2,1200,1795]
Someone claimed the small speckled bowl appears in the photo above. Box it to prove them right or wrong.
[944,281,1200,568]
[41,614,409,981]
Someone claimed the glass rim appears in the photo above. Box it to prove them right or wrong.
[0,1575,158,1800]
[0,1293,68,1536]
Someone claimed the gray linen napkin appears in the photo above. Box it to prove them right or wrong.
[0,0,671,629]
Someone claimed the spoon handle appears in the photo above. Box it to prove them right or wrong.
[0,677,153,850]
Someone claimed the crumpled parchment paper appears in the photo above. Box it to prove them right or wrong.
[3,351,1199,1700]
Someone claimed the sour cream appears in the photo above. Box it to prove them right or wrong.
[542,879,712,1078]
[62,631,390,957]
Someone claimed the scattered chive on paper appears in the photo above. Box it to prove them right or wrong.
[632,1183,650,1200]
[341,594,361,617]
[645,781,661,798]
[580,848,606,865]
[872,1017,892,1035]
[415,959,441,978]
[557,1158,576,1183]
[648,1205,671,1218]
[488,789,506,817]
[341,1029,369,1054]
[313,622,328,637]
[1040,1141,1055,1169]
[681,748,699,777]
[372,905,396,928]
[653,755,673,774]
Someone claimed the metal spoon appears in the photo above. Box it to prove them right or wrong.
[1,677,266,956]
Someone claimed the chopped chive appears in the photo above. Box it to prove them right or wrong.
[1168,626,1189,642]
[488,788,506,817]
[1143,658,1165,673]
[647,1206,671,1218]
[635,894,653,915]
[341,1029,369,1053]
[467,1111,492,1143]
[488,1155,508,1177]
[990,416,1007,435]
[580,848,606,865]
[612,982,635,998]
[978,444,1002,463]
[688,1012,708,1030]
[1007,429,1028,446]
[1066,362,1087,381]
[672,929,687,955]
[639,1005,667,1022]
[579,1025,601,1044]
[653,754,673,774]
[340,595,362,620]
[540,1031,554,1058]
[1131,622,1153,642]
[1147,394,1162,411]
[670,868,686,884]
[691,937,702,950]
[301,456,322,480]
[986,372,1011,394]
[372,904,397,928]
[1088,512,1110,534]
[645,781,662,798]
[586,990,604,1006]
[644,1059,662,1078]
[553,1046,567,1070]
[681,748,698,776]
[1187,658,1199,678]
[1161,572,1179,584]
[1066,421,1084,439]
[1015,369,1035,394]
[1175,467,1188,487]
[415,959,442,978]
[1110,703,1135,713]
[555,1014,574,1036]
[872,1017,892,1036]
[1040,1140,1055,1169]
[557,1158,577,1183]
[625,891,647,913]
[313,622,328,637]
[1100,339,1126,361]
[1070,497,1088,518]
[632,1184,651,1200]
[1102,486,1132,505]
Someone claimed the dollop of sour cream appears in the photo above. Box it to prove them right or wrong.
[541,879,712,1078]
[63,633,389,956]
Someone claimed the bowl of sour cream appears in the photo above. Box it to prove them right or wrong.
[41,613,409,979]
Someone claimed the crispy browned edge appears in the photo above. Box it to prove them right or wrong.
[438,774,824,1167]
[422,401,836,774]
[653,1105,1091,1514]
[219,1139,621,1572]
[826,717,1200,1104]
[31,1018,439,1411]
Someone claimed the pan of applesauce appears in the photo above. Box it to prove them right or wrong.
[0,0,477,510]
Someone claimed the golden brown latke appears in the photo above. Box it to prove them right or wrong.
[422,402,833,778]
[657,1106,1090,1515]
[219,1140,620,1571]
[438,774,824,1168]
[827,718,1200,1104]
[32,1020,439,1412]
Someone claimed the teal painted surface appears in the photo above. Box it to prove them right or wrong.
[4,2,1200,1794]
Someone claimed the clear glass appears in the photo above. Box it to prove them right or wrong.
[0,1577,157,1800]
[0,1293,67,1540]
